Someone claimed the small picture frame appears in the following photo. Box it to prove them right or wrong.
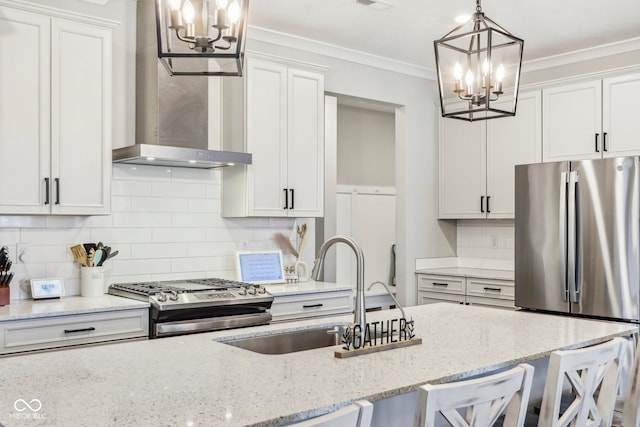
[31,278,65,300]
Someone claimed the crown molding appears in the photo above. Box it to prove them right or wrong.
[522,37,640,73]
[247,25,436,80]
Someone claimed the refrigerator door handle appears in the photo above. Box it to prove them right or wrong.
[560,171,569,302]
[567,171,580,303]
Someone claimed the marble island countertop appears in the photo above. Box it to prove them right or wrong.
[0,303,636,426]
[0,295,149,322]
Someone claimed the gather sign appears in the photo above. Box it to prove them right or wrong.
[334,317,421,359]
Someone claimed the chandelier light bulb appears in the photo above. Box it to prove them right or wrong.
[465,69,474,96]
[228,0,241,24]
[182,0,195,24]
[496,64,505,82]
[169,0,181,11]
[216,0,228,9]
[482,59,490,76]
[453,62,463,81]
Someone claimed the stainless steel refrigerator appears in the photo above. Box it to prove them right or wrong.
[515,156,640,323]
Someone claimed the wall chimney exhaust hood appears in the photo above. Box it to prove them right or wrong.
[112,0,251,170]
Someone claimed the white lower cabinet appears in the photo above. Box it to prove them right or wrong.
[270,289,353,322]
[416,273,514,309]
[0,309,148,355]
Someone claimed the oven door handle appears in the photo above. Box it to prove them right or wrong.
[154,312,272,338]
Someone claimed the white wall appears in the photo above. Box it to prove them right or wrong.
[337,105,395,187]
[456,220,514,270]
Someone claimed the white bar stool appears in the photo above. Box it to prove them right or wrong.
[413,363,535,427]
[288,400,373,427]
[537,337,626,427]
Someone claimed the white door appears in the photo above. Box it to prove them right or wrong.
[603,73,640,158]
[486,91,542,218]
[246,58,288,216]
[51,19,111,214]
[543,80,602,162]
[0,7,51,214]
[287,68,324,217]
[438,118,486,219]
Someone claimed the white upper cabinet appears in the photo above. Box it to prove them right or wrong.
[0,3,113,215]
[543,73,640,162]
[486,91,542,218]
[222,57,325,217]
[439,91,542,219]
[602,73,640,158]
[543,81,602,162]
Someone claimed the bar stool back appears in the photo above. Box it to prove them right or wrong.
[288,400,373,427]
[414,363,535,427]
[538,337,626,427]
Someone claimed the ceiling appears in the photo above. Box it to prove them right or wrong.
[247,0,640,73]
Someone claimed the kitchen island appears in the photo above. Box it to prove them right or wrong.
[0,303,636,426]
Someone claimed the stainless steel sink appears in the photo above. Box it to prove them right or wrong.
[220,326,343,355]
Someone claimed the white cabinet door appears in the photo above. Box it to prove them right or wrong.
[246,59,288,216]
[543,81,602,162]
[438,118,486,219]
[222,57,325,218]
[0,6,112,215]
[51,19,111,214]
[0,7,51,214]
[287,68,324,217]
[486,91,542,218]
[602,73,640,158]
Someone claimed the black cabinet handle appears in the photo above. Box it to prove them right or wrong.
[595,133,600,152]
[483,287,502,292]
[302,303,323,309]
[283,188,288,210]
[64,327,96,334]
[55,178,60,205]
[603,132,608,152]
[289,189,294,209]
[486,196,491,213]
[480,195,485,213]
[44,178,50,205]
[432,282,448,287]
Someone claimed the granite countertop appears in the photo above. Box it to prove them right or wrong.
[265,280,353,296]
[415,267,514,281]
[0,303,635,426]
[0,295,149,322]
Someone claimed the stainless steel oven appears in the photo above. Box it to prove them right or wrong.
[108,278,273,338]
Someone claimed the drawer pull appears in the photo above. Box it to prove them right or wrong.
[432,282,449,287]
[302,304,323,309]
[64,327,96,334]
[483,287,502,292]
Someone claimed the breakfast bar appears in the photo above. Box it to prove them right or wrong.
[0,303,636,426]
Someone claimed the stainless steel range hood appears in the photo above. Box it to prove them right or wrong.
[112,0,251,169]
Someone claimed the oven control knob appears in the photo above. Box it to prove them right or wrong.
[238,287,247,296]
[157,292,168,302]
[169,291,179,301]
[247,286,257,295]
[257,286,267,294]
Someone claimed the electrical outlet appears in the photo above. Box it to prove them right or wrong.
[491,237,498,249]
[16,243,29,263]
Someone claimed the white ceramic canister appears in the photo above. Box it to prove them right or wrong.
[80,266,105,297]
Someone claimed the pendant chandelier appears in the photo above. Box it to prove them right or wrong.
[434,0,523,121]
[155,0,249,76]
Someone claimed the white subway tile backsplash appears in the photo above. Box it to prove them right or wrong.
[0,165,318,300]
[456,219,515,268]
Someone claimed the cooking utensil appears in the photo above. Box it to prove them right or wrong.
[98,246,111,266]
[70,245,88,266]
[105,250,118,261]
[87,248,95,267]
[93,249,104,267]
